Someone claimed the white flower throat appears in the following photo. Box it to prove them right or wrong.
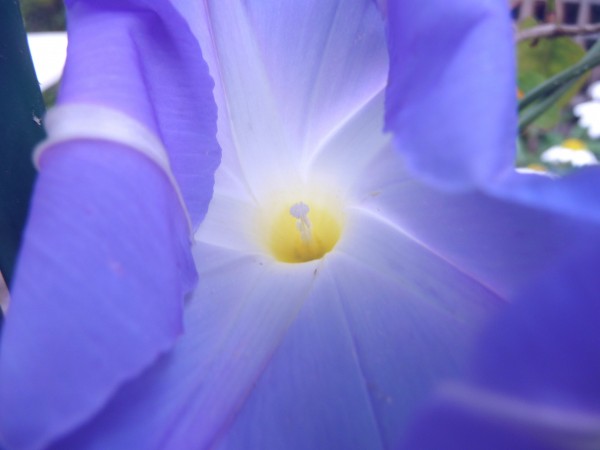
[268,198,342,263]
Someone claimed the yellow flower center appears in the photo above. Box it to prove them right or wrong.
[269,200,342,263]
[562,138,587,151]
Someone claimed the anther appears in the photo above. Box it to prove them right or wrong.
[290,202,311,242]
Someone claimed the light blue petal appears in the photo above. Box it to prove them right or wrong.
[47,208,503,449]
[169,0,387,201]
[354,162,598,297]
[219,213,503,449]
[310,91,591,299]
[239,0,388,151]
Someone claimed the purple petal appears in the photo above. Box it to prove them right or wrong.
[61,0,220,226]
[355,169,598,298]
[492,168,600,224]
[218,214,503,448]
[0,142,196,450]
[472,239,600,413]
[402,395,563,450]
[402,234,600,449]
[0,2,222,446]
[310,91,594,299]
[385,0,516,188]
[47,205,503,449]
[49,246,316,449]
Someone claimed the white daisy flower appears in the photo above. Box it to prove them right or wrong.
[541,139,599,167]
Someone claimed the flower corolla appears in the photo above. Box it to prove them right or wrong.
[1,1,599,450]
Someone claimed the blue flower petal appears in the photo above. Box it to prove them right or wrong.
[46,206,503,449]
[401,233,600,449]
[0,1,222,446]
[47,247,315,449]
[309,91,595,299]
[167,0,387,202]
[0,142,196,450]
[238,0,388,151]
[402,397,559,450]
[473,238,600,413]
[492,168,600,225]
[61,0,220,226]
[385,0,516,188]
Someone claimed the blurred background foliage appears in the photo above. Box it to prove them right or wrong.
[20,0,65,106]
[513,0,600,172]
[20,0,65,31]
[517,17,588,130]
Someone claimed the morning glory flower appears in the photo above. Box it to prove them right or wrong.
[1,1,599,449]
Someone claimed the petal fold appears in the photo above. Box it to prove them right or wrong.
[491,168,600,225]
[60,0,220,226]
[402,234,600,449]
[0,142,196,450]
[48,209,504,449]
[49,246,317,449]
[315,91,596,298]
[385,0,516,188]
[170,0,387,200]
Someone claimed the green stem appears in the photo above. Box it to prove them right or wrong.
[519,39,600,111]
[518,76,575,132]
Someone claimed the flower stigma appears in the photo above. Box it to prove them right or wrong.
[269,199,342,263]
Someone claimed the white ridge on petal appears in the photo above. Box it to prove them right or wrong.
[33,104,191,232]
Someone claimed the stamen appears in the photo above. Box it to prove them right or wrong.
[290,202,311,242]
[268,196,342,263]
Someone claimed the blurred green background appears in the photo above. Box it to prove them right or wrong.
[513,0,600,172]
[20,0,65,31]
[21,0,65,105]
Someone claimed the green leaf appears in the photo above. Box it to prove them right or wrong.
[0,0,46,290]
[517,18,589,129]
[518,39,600,132]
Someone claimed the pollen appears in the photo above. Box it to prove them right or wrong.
[269,200,342,263]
